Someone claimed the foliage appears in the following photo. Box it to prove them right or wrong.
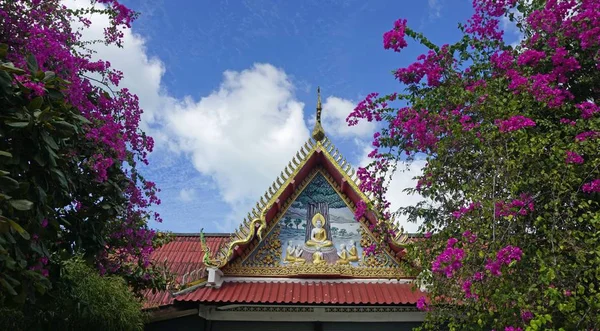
[293,174,346,208]
[42,256,144,330]
[349,0,600,330]
[0,0,169,321]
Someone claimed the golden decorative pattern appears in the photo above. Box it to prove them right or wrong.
[243,224,282,267]
[358,228,399,268]
[222,264,408,279]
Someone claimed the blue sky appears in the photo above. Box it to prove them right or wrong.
[86,0,508,234]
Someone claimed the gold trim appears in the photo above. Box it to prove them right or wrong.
[222,264,408,279]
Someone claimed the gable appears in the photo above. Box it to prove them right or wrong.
[224,169,402,278]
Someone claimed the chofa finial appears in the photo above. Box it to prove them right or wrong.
[312,86,325,141]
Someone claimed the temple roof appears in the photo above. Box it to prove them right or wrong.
[176,278,423,305]
[144,89,419,313]
[143,234,424,310]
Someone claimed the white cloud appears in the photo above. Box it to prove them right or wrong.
[358,144,426,233]
[428,0,443,18]
[165,64,309,209]
[319,96,377,139]
[179,188,196,202]
[66,0,368,231]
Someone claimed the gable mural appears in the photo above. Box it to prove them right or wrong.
[279,173,363,266]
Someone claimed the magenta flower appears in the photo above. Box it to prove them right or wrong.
[383,19,408,52]
[521,310,533,322]
[416,296,428,311]
[565,151,584,164]
[495,115,536,133]
[576,101,599,119]
[582,179,600,193]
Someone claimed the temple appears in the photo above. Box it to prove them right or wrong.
[144,88,425,330]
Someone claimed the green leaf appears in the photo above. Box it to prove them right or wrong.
[28,96,43,111]
[8,199,33,211]
[0,176,19,192]
[0,70,12,93]
[5,121,29,128]
[26,54,39,73]
[0,62,25,74]
[51,169,68,189]
[41,131,58,150]
[6,218,30,240]
[0,277,17,296]
[0,150,12,158]
[0,43,7,58]
[43,71,56,82]
[52,120,76,135]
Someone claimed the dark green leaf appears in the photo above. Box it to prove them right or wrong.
[0,62,25,74]
[7,219,29,240]
[0,176,19,192]
[0,43,7,58]
[6,121,29,128]
[8,199,33,211]
[41,131,58,150]
[0,277,17,295]
[0,151,12,158]
[26,54,38,73]
[52,120,76,135]
[51,168,68,189]
[28,96,43,111]
[0,70,12,93]
[43,71,56,82]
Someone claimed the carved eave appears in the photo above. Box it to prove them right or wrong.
[209,135,407,269]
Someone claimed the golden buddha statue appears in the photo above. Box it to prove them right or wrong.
[305,213,333,248]
[336,244,350,265]
[348,240,359,262]
[312,248,326,265]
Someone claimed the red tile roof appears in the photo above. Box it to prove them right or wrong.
[143,234,423,310]
[175,280,424,305]
[143,234,229,309]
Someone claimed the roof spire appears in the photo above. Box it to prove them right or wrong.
[312,86,325,141]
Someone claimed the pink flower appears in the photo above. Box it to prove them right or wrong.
[495,116,536,133]
[485,245,523,276]
[416,296,428,311]
[582,179,600,193]
[41,219,48,228]
[577,101,599,119]
[565,151,584,164]
[575,131,599,142]
[383,19,408,52]
[424,232,432,239]
[521,310,533,322]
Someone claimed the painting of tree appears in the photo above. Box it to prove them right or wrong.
[293,219,302,229]
[292,174,346,209]
[283,218,292,228]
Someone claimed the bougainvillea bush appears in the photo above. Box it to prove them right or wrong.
[349,0,599,329]
[0,0,169,324]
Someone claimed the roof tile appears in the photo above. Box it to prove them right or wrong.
[176,281,424,305]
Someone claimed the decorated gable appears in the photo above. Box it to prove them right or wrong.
[224,169,401,278]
